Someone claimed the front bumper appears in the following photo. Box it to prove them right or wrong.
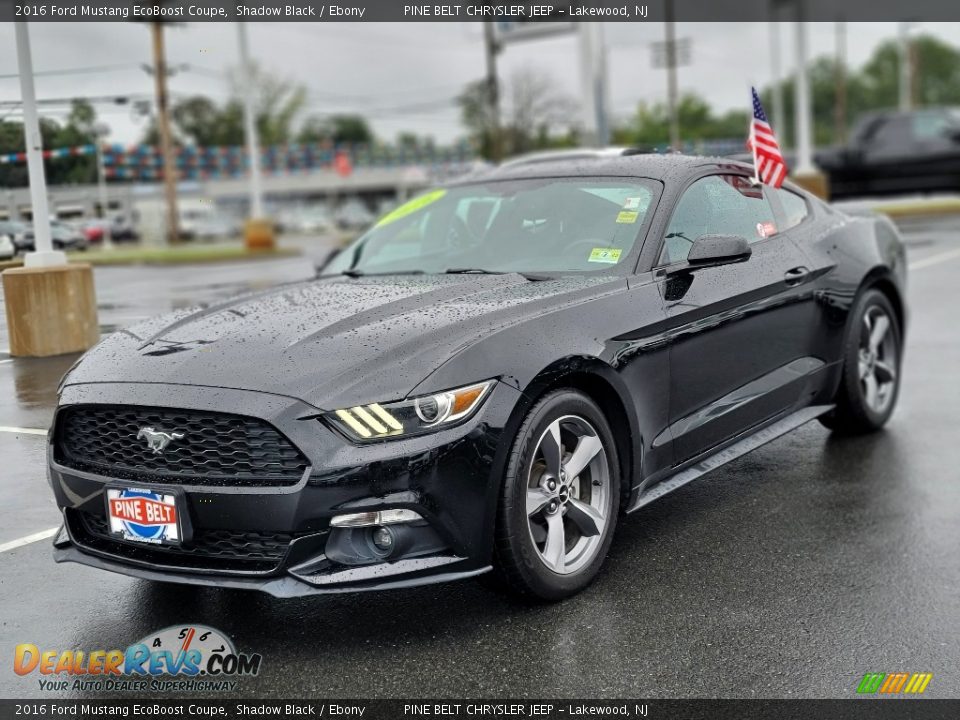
[49,380,521,596]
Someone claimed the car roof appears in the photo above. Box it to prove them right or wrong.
[457,152,756,185]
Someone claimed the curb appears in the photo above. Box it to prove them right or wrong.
[0,247,302,272]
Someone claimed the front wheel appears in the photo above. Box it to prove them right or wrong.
[490,389,620,601]
[820,288,902,434]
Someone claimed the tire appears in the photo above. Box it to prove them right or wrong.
[820,288,902,434]
[489,389,620,601]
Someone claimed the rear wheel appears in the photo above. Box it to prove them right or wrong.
[490,389,620,601]
[820,288,901,434]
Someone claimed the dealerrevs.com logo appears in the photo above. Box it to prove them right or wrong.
[14,624,262,693]
[857,672,933,695]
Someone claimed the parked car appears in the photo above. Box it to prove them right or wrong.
[48,155,906,601]
[0,220,31,253]
[335,199,374,230]
[816,107,960,199]
[0,233,14,260]
[292,207,335,234]
[24,220,88,252]
[81,219,110,245]
[50,221,88,251]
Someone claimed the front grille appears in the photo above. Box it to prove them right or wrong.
[54,405,308,486]
[70,510,303,573]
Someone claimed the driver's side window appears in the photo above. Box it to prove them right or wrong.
[660,175,778,265]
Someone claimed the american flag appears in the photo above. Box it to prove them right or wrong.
[747,87,787,188]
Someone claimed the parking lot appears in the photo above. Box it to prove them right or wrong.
[1,222,959,699]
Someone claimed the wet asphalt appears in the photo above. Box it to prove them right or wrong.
[0,226,959,700]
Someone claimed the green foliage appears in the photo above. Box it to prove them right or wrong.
[0,99,97,188]
[619,33,960,150]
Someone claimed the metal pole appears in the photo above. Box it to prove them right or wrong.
[834,20,847,145]
[483,21,502,162]
[664,0,680,150]
[96,143,114,250]
[769,20,786,145]
[793,17,815,174]
[578,24,598,147]
[594,24,611,146]
[237,23,264,219]
[899,22,912,111]
[151,22,180,245]
[14,22,65,267]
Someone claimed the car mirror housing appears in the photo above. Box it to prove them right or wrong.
[685,234,752,269]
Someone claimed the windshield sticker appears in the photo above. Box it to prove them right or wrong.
[375,189,447,228]
[622,196,643,210]
[616,210,639,224]
[589,248,622,264]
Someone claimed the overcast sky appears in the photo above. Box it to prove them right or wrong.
[1,21,959,146]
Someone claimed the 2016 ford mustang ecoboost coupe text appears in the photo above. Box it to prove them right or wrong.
[48,154,906,600]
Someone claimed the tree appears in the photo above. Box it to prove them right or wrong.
[297,114,373,145]
[0,99,98,188]
[141,64,309,147]
[458,69,576,159]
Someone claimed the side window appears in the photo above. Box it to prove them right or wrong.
[869,117,911,147]
[775,189,809,230]
[661,175,777,264]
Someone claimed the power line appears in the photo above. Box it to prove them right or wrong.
[0,63,142,80]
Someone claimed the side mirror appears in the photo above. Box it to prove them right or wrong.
[685,234,752,269]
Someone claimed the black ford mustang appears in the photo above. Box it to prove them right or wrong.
[48,155,907,601]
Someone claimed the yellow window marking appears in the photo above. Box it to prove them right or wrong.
[335,409,372,438]
[616,210,639,224]
[375,189,447,228]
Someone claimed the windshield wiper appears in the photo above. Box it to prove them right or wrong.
[339,269,426,278]
[444,268,553,282]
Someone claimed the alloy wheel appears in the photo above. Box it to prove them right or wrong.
[858,305,898,414]
[525,415,611,575]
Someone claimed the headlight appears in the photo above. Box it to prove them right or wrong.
[325,380,495,442]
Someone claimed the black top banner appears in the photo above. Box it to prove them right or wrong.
[4,0,960,23]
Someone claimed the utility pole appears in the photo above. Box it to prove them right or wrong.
[13,23,61,267]
[899,22,914,111]
[482,21,503,162]
[834,19,847,145]
[664,0,680,150]
[793,18,815,175]
[768,20,785,146]
[150,22,179,245]
[94,122,113,250]
[237,23,263,220]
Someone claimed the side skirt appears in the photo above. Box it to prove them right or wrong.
[627,404,834,513]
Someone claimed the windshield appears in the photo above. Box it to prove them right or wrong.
[325,177,658,276]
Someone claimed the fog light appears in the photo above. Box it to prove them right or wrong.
[371,526,395,552]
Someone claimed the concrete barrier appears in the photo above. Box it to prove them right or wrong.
[2,264,99,357]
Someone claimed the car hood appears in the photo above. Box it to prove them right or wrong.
[65,273,622,409]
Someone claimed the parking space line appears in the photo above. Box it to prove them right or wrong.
[0,426,47,436]
[0,527,58,554]
[909,247,960,271]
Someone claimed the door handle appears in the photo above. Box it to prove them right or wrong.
[784,266,810,286]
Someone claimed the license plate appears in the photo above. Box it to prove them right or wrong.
[106,488,181,545]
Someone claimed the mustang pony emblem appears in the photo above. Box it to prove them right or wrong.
[137,427,185,454]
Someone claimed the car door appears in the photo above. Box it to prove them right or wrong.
[657,173,819,464]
